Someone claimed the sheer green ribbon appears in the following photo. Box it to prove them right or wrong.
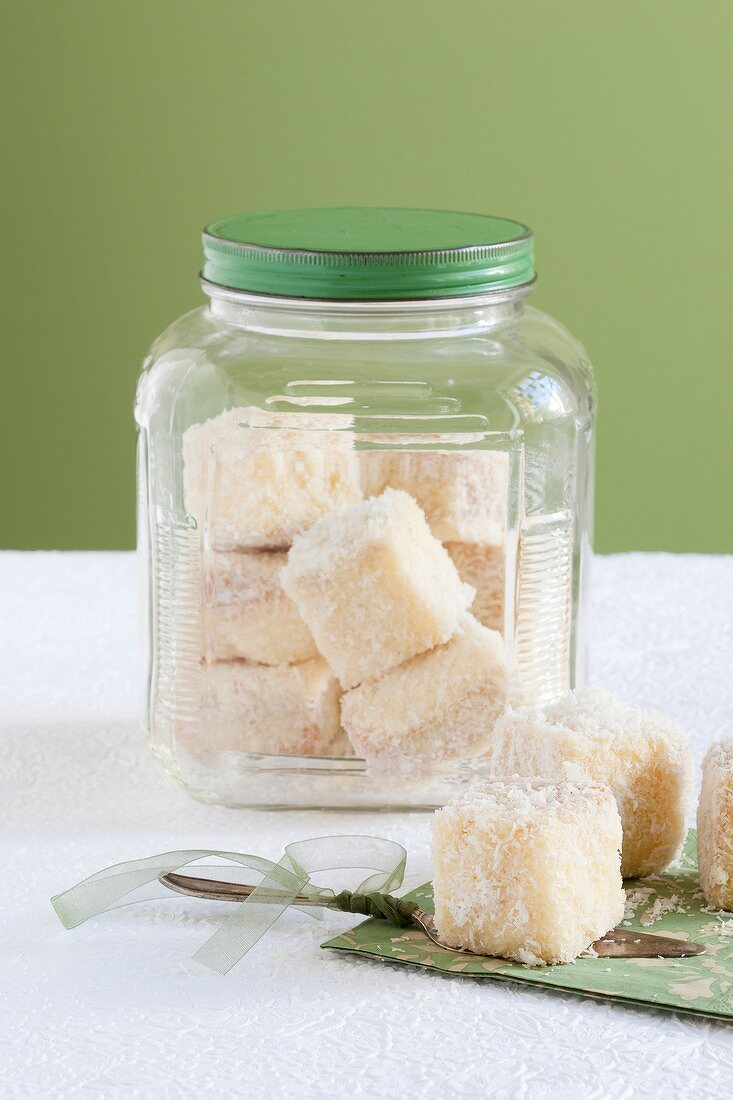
[51,835,407,974]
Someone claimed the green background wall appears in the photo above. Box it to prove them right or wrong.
[3,1,732,552]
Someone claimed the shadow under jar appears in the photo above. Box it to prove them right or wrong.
[135,208,596,809]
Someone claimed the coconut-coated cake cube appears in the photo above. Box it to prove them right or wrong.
[281,488,474,689]
[697,738,733,910]
[199,658,341,756]
[341,614,507,764]
[489,686,694,878]
[432,777,625,965]
[445,542,505,632]
[360,449,508,545]
[183,407,361,550]
[203,550,318,665]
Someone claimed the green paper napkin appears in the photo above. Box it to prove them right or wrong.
[323,831,733,1021]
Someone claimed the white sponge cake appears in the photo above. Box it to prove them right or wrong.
[281,488,474,689]
[489,686,693,877]
[433,777,625,965]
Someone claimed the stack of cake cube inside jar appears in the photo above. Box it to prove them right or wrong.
[182,408,509,763]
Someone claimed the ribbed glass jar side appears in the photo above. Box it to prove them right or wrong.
[135,287,595,809]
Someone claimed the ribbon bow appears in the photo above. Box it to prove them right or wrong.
[51,835,407,974]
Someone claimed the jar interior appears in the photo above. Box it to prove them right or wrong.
[139,288,591,809]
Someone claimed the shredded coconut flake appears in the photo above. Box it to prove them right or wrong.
[639,894,686,927]
[623,887,655,921]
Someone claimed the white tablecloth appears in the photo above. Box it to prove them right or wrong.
[1,551,732,1098]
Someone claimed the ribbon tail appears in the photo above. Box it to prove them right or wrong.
[51,850,219,929]
[50,849,295,929]
[192,861,311,975]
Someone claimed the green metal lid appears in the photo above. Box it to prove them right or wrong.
[202,207,533,300]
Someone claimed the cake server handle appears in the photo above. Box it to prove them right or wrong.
[159,872,418,924]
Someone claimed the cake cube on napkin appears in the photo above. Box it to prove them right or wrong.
[360,449,508,545]
[203,550,318,665]
[200,658,340,756]
[341,614,507,765]
[432,777,625,965]
[281,488,474,689]
[697,738,733,910]
[488,686,694,878]
[183,407,361,550]
[445,542,505,632]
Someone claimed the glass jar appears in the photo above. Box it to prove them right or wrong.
[136,208,596,810]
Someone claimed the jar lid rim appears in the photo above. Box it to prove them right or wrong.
[201,207,535,300]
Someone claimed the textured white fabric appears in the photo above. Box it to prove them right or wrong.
[1,551,732,1099]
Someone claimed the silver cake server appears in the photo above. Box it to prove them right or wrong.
[159,871,705,961]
